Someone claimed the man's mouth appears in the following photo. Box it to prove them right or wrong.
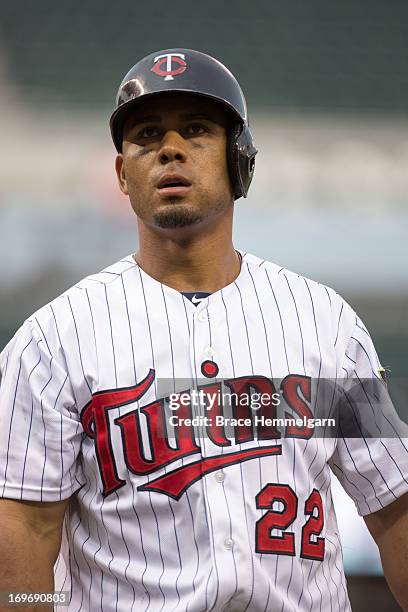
[157,174,192,197]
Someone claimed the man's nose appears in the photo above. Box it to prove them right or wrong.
[158,130,187,164]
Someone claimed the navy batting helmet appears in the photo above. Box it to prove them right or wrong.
[109,48,257,199]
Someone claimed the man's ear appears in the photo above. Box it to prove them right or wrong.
[115,154,129,195]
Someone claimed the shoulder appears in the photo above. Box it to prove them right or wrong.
[241,250,360,351]
[73,255,137,292]
[241,250,347,308]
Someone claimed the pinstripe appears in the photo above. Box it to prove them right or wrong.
[326,540,341,610]
[350,335,381,377]
[247,265,273,377]
[161,287,183,612]
[50,305,80,494]
[39,351,54,501]
[202,464,220,612]
[138,268,166,610]
[203,567,214,612]
[282,441,296,612]
[20,345,42,498]
[217,293,241,611]
[104,285,118,388]
[80,286,104,612]
[120,275,150,610]
[69,503,84,610]
[262,583,271,612]
[326,534,349,609]
[55,522,69,599]
[282,277,311,609]
[221,290,235,376]
[104,281,137,611]
[330,460,370,510]
[313,568,323,612]
[305,278,324,611]
[234,272,254,372]
[286,282,309,606]
[284,274,306,373]
[67,295,92,394]
[265,269,287,605]
[304,278,323,380]
[312,444,333,612]
[247,264,274,603]
[220,476,239,601]
[83,442,103,612]
[72,447,94,612]
[81,292,117,610]
[355,321,370,337]
[114,490,135,612]
[334,302,344,347]
[298,561,313,609]
[0,352,9,381]
[58,379,67,499]
[265,270,290,371]
[1,335,33,496]
[234,279,256,611]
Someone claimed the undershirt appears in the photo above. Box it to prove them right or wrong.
[181,291,212,305]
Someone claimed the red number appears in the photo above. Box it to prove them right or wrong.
[301,488,325,561]
[255,483,298,556]
[255,485,325,560]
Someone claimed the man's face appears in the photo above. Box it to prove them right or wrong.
[115,93,234,231]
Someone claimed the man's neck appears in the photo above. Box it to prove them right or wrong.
[134,219,241,293]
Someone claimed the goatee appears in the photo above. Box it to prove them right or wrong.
[153,204,203,229]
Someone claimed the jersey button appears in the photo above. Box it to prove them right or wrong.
[205,347,215,358]
[215,470,225,483]
[198,310,209,322]
[224,538,234,550]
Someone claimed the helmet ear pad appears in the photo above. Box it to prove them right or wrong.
[227,123,258,200]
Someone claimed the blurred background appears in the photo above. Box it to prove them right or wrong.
[0,1,407,609]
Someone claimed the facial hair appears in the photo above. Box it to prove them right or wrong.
[153,202,203,229]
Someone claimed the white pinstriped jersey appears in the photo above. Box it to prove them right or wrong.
[1,251,408,612]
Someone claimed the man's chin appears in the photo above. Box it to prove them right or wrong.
[153,204,203,229]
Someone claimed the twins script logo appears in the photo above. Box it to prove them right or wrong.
[151,52,187,80]
[81,366,314,500]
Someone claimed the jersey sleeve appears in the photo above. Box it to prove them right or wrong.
[329,313,408,516]
[0,318,85,502]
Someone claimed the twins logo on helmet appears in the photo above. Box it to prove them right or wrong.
[151,52,187,80]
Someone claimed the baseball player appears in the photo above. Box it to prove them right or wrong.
[0,48,408,612]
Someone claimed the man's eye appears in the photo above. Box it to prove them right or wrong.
[186,124,206,135]
[140,126,159,138]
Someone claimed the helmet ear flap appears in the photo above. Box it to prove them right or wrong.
[227,123,258,200]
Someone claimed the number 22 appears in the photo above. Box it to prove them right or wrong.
[255,484,325,561]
